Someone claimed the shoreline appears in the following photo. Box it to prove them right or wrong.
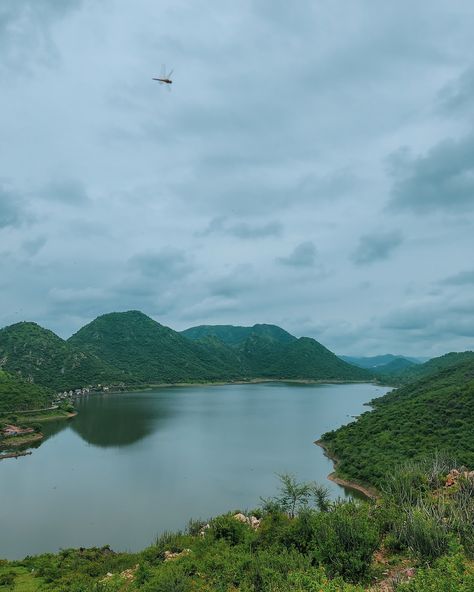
[103,378,378,393]
[0,432,44,450]
[314,439,379,500]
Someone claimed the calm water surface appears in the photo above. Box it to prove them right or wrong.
[0,382,390,559]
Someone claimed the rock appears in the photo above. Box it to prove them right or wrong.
[164,549,191,562]
[233,513,248,523]
[250,516,261,529]
[232,512,261,529]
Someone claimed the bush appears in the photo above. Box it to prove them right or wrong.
[397,553,474,591]
[394,507,451,562]
[0,571,16,588]
[208,513,253,546]
[310,502,380,583]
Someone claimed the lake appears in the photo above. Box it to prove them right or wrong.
[0,382,390,559]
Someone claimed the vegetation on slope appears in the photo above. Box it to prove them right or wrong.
[237,335,373,381]
[0,313,373,395]
[1,459,473,591]
[68,312,371,384]
[68,311,244,384]
[320,357,474,487]
[182,323,297,346]
[0,370,53,413]
[0,322,126,391]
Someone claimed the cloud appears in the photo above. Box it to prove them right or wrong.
[200,216,282,239]
[352,231,402,265]
[128,249,194,282]
[381,298,474,338]
[0,0,84,74]
[440,270,474,286]
[437,66,474,117]
[0,185,23,228]
[40,178,89,204]
[388,134,474,213]
[278,241,317,267]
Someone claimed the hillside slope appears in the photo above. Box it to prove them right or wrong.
[184,323,372,381]
[320,355,474,487]
[376,350,474,385]
[0,322,125,391]
[181,323,296,346]
[68,311,243,383]
[0,370,53,412]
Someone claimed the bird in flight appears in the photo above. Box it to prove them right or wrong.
[153,65,173,87]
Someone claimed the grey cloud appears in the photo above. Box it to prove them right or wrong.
[200,216,282,239]
[40,179,89,204]
[22,236,47,256]
[129,249,194,281]
[0,185,23,228]
[209,265,256,298]
[352,231,402,265]
[437,66,474,117]
[440,270,474,286]
[389,134,474,213]
[0,0,84,73]
[278,241,317,267]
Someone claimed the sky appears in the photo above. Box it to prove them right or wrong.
[1,0,473,357]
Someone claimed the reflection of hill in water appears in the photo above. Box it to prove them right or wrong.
[71,392,172,448]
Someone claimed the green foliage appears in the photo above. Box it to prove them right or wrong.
[376,351,474,386]
[0,570,16,588]
[397,553,474,591]
[321,357,474,487]
[0,322,126,392]
[0,370,52,413]
[208,513,254,546]
[310,502,380,583]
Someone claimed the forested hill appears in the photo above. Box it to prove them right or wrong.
[0,370,53,412]
[68,311,243,383]
[320,355,474,488]
[0,322,126,391]
[375,350,474,385]
[69,311,371,383]
[0,312,372,393]
[181,323,296,346]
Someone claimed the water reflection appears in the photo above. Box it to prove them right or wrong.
[71,391,173,447]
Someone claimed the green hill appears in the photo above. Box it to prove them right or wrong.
[236,334,373,381]
[0,322,126,391]
[183,322,372,381]
[181,323,296,346]
[375,350,474,385]
[320,354,474,488]
[68,311,243,384]
[0,370,53,413]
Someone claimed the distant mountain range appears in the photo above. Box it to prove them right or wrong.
[339,354,424,370]
[0,311,372,409]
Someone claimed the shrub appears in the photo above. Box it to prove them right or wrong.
[208,513,253,546]
[397,553,474,591]
[395,506,451,562]
[310,502,380,583]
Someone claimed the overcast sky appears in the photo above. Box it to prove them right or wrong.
[1,0,473,357]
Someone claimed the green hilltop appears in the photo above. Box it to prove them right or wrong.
[181,323,296,346]
[0,321,127,392]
